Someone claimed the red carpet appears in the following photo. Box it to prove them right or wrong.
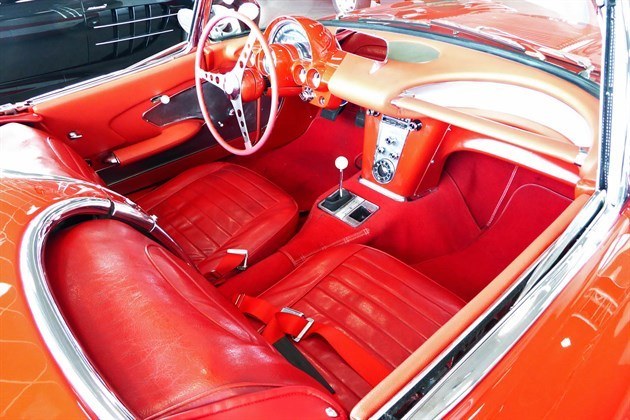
[231,108,364,211]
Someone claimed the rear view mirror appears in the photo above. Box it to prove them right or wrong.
[177,8,194,34]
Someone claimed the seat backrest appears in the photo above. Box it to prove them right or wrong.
[0,122,103,185]
[45,219,342,418]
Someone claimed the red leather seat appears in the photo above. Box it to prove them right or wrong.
[46,220,464,417]
[0,123,298,277]
[134,162,298,275]
[46,219,344,419]
[256,244,465,410]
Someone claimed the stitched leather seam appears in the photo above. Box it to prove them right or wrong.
[223,166,282,203]
[307,280,420,354]
[199,177,259,218]
[212,174,272,213]
[158,219,208,261]
[341,259,456,325]
[196,390,337,417]
[325,272,430,344]
[352,252,465,313]
[185,187,244,235]
[297,341,364,399]
[298,296,397,369]
[139,163,226,211]
[264,249,363,306]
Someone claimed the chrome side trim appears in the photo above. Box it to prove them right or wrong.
[94,13,179,29]
[358,177,406,202]
[404,191,615,419]
[95,29,174,46]
[20,198,134,419]
[371,190,606,419]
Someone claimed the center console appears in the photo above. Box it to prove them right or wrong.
[371,114,421,184]
[318,189,379,227]
[362,111,449,199]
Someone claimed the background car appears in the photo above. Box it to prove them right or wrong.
[0,0,193,104]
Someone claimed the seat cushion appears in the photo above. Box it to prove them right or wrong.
[46,219,342,418]
[257,244,466,410]
[135,162,299,276]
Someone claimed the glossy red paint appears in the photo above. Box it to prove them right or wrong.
[446,206,630,419]
[0,1,626,419]
[0,178,109,418]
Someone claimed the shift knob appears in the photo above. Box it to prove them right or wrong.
[335,156,349,171]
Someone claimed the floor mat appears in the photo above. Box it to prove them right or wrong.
[231,108,364,211]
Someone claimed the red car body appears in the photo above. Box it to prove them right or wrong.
[0,0,628,418]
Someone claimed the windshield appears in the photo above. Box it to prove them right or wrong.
[245,0,601,81]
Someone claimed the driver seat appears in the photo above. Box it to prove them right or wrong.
[0,122,298,277]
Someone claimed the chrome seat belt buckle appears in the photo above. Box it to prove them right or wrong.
[226,248,248,271]
[280,307,314,343]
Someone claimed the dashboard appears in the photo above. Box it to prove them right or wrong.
[249,16,599,200]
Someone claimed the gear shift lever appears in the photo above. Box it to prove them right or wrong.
[321,156,354,212]
[335,156,348,197]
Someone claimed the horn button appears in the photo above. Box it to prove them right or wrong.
[224,73,241,99]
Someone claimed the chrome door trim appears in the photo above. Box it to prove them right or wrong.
[93,12,179,29]
[94,29,174,46]
[402,192,618,419]
[20,197,135,419]
[369,190,606,419]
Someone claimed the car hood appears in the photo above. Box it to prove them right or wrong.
[334,0,601,82]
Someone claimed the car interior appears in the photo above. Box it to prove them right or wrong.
[1,11,600,419]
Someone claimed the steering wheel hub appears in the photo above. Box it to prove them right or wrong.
[225,73,241,99]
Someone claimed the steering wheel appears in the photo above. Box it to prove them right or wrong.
[195,10,278,156]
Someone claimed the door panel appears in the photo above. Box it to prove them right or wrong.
[33,52,198,160]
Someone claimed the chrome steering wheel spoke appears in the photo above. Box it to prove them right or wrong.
[194,9,278,156]
[200,70,225,90]
[233,31,257,81]
[230,96,252,149]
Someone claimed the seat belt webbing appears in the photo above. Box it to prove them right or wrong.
[234,294,392,387]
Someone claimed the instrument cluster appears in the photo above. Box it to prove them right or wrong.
[256,16,345,109]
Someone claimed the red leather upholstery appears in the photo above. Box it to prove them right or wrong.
[0,123,104,185]
[134,162,298,275]
[258,244,465,410]
[1,123,298,277]
[46,219,343,419]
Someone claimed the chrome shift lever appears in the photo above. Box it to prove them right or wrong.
[335,156,349,197]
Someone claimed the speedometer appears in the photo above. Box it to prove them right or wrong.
[269,22,312,61]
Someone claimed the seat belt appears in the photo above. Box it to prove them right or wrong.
[234,294,392,387]
[206,249,248,281]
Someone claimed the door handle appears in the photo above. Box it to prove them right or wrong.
[87,4,107,11]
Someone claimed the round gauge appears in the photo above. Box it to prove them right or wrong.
[293,65,307,84]
[269,21,312,61]
[257,49,276,76]
[307,68,322,89]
